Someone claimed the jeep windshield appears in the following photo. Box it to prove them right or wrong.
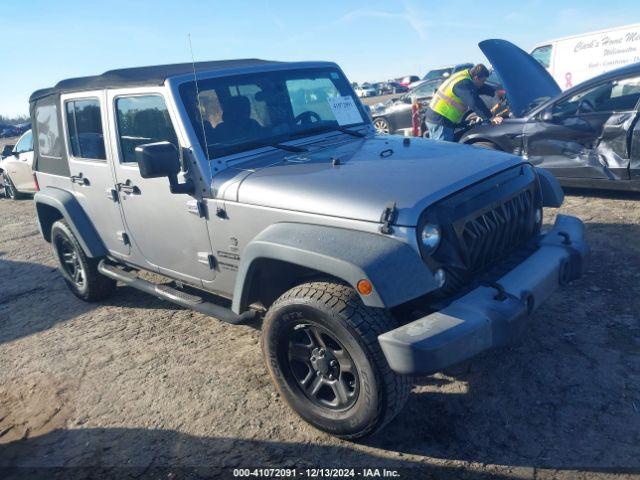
[179,67,368,159]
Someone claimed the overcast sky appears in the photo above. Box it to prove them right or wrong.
[1,0,638,116]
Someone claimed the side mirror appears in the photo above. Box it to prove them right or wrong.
[135,141,194,194]
[541,107,554,122]
[2,145,14,157]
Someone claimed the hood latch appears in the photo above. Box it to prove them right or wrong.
[379,201,397,235]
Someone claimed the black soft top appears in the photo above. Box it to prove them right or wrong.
[29,59,285,102]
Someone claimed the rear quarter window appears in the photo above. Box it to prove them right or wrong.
[36,103,63,158]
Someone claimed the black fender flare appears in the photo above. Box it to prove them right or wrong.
[34,187,108,258]
[231,223,439,313]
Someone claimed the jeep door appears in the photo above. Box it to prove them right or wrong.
[524,74,640,180]
[5,130,35,192]
[108,89,216,285]
[61,93,131,256]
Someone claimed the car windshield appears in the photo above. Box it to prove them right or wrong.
[423,68,452,81]
[179,67,368,159]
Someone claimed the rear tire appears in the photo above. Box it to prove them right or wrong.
[373,117,392,135]
[51,219,116,302]
[261,281,412,439]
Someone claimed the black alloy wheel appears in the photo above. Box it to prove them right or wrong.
[55,235,86,289]
[284,321,359,411]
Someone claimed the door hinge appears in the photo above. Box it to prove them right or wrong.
[379,201,397,235]
[197,252,217,269]
[187,199,207,218]
[117,231,130,245]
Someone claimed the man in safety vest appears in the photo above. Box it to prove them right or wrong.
[424,64,503,142]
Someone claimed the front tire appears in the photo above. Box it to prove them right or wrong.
[261,281,411,439]
[51,219,116,302]
[2,174,22,200]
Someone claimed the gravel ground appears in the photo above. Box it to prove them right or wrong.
[1,150,640,478]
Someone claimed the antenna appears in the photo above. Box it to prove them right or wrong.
[188,34,213,177]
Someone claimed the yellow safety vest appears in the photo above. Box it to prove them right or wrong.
[429,70,471,124]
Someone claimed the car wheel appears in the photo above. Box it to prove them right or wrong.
[373,117,392,135]
[2,174,22,200]
[472,141,499,150]
[261,281,412,439]
[51,219,116,302]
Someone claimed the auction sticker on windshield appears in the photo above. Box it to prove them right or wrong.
[328,96,363,125]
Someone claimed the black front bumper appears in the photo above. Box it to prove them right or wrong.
[378,214,588,375]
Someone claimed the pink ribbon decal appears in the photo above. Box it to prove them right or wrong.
[565,72,573,89]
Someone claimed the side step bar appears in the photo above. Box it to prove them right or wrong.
[98,260,257,325]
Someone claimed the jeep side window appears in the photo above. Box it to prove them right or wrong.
[115,95,178,164]
[35,102,63,159]
[66,99,106,160]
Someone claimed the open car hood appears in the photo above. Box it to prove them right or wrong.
[479,39,561,117]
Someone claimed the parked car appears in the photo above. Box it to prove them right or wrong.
[419,63,475,84]
[371,79,443,134]
[30,59,586,439]
[374,81,408,96]
[0,129,35,199]
[0,123,16,137]
[354,83,376,97]
[372,73,503,135]
[397,75,420,87]
[460,39,640,191]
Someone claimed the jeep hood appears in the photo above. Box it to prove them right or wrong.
[217,136,523,227]
[479,39,561,117]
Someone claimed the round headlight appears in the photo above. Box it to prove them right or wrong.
[421,223,441,254]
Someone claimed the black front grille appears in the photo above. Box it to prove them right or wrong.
[420,165,541,295]
[459,189,534,273]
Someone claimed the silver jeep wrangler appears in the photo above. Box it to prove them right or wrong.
[30,59,587,438]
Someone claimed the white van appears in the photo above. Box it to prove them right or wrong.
[530,23,640,90]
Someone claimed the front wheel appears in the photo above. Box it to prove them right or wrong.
[261,281,412,439]
[2,174,22,200]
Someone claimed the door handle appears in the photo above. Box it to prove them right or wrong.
[70,173,88,185]
[116,181,140,195]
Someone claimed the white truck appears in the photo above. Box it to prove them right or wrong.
[530,23,640,90]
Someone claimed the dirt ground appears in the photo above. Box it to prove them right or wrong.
[1,138,640,478]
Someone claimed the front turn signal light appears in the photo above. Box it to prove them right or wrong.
[357,279,373,296]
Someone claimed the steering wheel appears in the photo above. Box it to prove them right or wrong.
[577,98,595,113]
[294,110,321,126]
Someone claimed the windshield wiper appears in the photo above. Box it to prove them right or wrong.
[270,143,308,153]
[333,126,366,138]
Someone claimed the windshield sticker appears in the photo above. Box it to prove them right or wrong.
[328,96,363,126]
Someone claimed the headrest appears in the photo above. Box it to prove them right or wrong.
[222,96,251,123]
